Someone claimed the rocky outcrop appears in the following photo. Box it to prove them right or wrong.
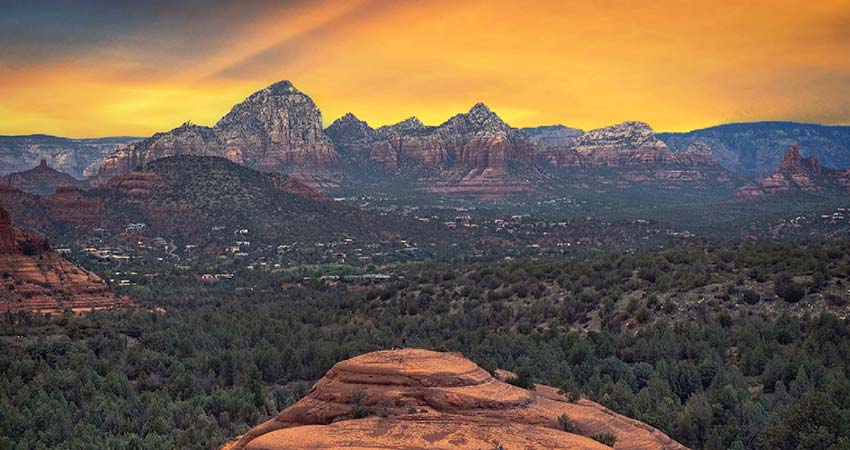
[735,144,843,198]
[324,113,377,162]
[96,81,338,186]
[2,159,91,195]
[672,141,716,166]
[570,122,672,168]
[89,79,738,197]
[0,204,129,314]
[223,348,688,450]
[779,143,822,175]
[523,124,585,147]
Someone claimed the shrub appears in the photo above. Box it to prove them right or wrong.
[590,431,617,446]
[825,294,847,307]
[507,367,535,390]
[635,305,651,324]
[741,289,761,305]
[557,413,577,433]
[774,274,806,303]
[351,389,368,419]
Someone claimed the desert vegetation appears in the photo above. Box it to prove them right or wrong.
[1,240,849,449]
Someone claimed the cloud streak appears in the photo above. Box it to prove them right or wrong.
[1,0,849,136]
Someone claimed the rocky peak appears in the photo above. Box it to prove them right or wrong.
[326,113,375,143]
[2,159,91,195]
[523,125,585,147]
[736,144,833,198]
[379,117,427,135]
[263,80,296,94]
[216,80,317,129]
[96,80,339,186]
[212,80,337,170]
[574,121,664,149]
[779,144,822,175]
[442,102,510,133]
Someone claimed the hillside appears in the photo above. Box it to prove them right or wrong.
[1,159,90,195]
[659,122,850,174]
[0,134,139,178]
[2,240,850,450]
[1,156,453,255]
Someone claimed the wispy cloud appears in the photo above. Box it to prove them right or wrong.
[1,0,849,136]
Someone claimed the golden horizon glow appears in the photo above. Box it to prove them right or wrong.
[1,0,849,137]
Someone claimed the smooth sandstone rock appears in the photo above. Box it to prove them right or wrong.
[223,349,689,450]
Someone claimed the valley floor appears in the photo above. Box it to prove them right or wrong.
[2,240,850,450]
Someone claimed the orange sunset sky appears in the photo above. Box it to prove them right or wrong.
[1,0,849,137]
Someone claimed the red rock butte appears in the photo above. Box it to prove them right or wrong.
[223,348,688,450]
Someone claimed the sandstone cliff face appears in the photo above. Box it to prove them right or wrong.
[673,141,716,166]
[522,124,585,147]
[371,116,429,172]
[96,81,338,186]
[223,349,688,450]
[323,113,377,162]
[735,144,841,198]
[97,123,226,183]
[537,123,729,187]
[327,104,539,197]
[570,122,672,167]
[2,159,91,195]
[0,204,129,314]
[214,81,337,172]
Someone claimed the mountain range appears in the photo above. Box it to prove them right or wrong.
[2,80,849,199]
[85,81,740,197]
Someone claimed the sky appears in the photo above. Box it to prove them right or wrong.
[1,0,849,137]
